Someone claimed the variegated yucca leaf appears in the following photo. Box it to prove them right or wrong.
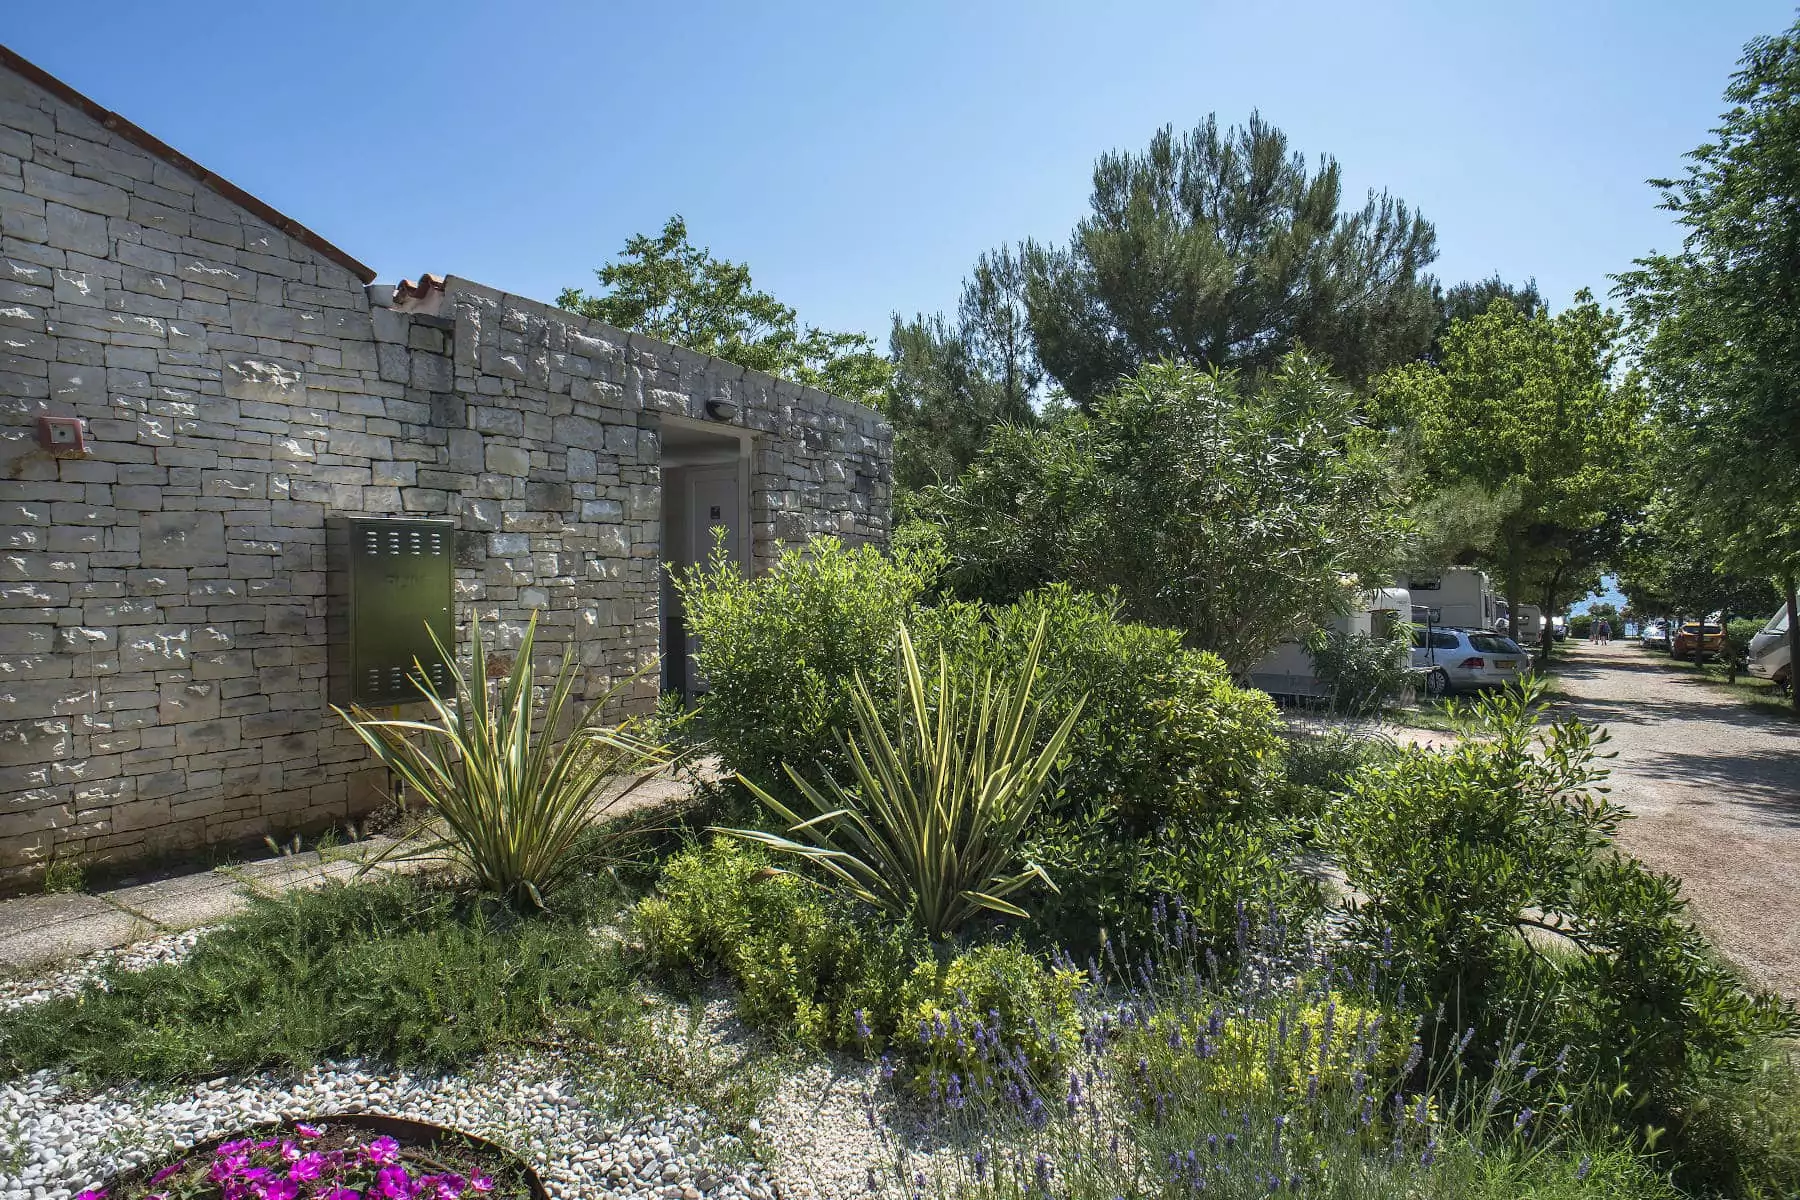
[719,615,1083,941]
[334,612,670,909]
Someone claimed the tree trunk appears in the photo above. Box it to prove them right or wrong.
[1787,573,1799,714]
[1538,567,1564,664]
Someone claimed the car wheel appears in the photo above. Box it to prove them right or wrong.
[1425,668,1450,699]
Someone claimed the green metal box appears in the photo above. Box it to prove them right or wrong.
[326,517,455,707]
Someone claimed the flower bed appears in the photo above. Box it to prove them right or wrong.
[82,1115,544,1200]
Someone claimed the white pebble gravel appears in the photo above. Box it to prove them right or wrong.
[0,929,206,1013]
[0,1053,774,1200]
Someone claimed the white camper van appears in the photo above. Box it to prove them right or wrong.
[1401,568,1498,631]
[1250,586,1413,699]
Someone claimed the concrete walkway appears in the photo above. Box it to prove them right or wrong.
[0,765,710,974]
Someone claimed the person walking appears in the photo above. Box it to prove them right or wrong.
[1598,618,1612,645]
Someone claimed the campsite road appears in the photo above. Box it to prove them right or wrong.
[1550,641,1800,1001]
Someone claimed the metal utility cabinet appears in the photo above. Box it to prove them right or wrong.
[326,517,455,707]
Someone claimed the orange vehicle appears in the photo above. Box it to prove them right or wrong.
[1670,621,1725,659]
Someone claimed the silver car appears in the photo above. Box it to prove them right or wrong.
[1411,627,1531,697]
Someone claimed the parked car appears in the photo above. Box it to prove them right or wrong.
[1411,627,1531,696]
[1551,615,1569,642]
[1671,621,1725,660]
[1640,619,1669,650]
[1748,606,1792,694]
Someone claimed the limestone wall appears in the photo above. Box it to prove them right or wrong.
[0,63,891,886]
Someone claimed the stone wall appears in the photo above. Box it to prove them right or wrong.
[0,62,891,887]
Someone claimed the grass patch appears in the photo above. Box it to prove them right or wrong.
[0,873,641,1086]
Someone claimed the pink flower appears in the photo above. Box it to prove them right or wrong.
[150,1160,188,1185]
[289,1151,327,1182]
[75,1191,106,1200]
[470,1176,495,1193]
[374,1164,420,1198]
[254,1180,300,1200]
[295,1123,323,1139]
[365,1136,402,1165]
[424,1172,467,1198]
[324,1190,360,1200]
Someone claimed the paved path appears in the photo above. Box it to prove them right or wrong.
[1549,641,1800,1000]
[0,764,710,974]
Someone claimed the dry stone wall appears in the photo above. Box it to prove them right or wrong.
[0,64,891,887]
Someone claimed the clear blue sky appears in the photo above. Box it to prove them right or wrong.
[6,1,1794,345]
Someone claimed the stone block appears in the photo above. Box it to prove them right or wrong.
[221,355,306,404]
[45,201,108,256]
[486,443,529,476]
[140,511,225,567]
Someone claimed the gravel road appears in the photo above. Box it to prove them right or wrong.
[1549,640,1800,1000]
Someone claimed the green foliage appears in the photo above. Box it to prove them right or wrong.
[933,587,1282,833]
[1021,113,1439,406]
[1569,613,1595,638]
[1617,20,1800,595]
[633,839,917,1048]
[1134,991,1407,1106]
[676,532,946,786]
[1329,679,1798,1156]
[1724,616,1764,680]
[40,856,83,895]
[1274,725,1396,835]
[724,618,1083,942]
[1377,294,1644,640]
[0,876,637,1083]
[558,215,891,407]
[887,246,1043,494]
[921,353,1405,674]
[1306,626,1416,715]
[895,942,1082,1099]
[335,612,668,910]
[1330,680,1622,1014]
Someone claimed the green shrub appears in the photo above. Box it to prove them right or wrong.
[930,587,1283,833]
[1570,612,1595,638]
[1305,625,1416,714]
[1278,723,1395,824]
[894,941,1082,1099]
[1330,679,1797,1151]
[634,839,918,1047]
[1724,615,1764,681]
[725,618,1082,942]
[0,876,636,1083]
[676,531,945,787]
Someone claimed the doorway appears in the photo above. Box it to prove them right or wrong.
[660,419,752,698]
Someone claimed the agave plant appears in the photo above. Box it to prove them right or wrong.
[720,616,1083,942]
[335,612,669,909]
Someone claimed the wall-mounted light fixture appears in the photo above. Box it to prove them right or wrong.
[37,415,87,457]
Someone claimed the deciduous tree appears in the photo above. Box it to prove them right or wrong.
[919,352,1404,675]
[1616,17,1800,707]
[1374,295,1645,655]
[560,215,890,407]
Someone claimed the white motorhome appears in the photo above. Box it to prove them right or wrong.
[1250,585,1412,699]
[1401,567,1498,632]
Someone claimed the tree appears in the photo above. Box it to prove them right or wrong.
[1020,113,1440,408]
[559,215,891,407]
[884,246,1047,495]
[1616,17,1800,708]
[1617,506,1781,660]
[918,352,1404,675]
[1375,295,1645,657]
[1428,275,1544,362]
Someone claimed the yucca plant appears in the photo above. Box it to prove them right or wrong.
[719,616,1084,942]
[335,612,670,910]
